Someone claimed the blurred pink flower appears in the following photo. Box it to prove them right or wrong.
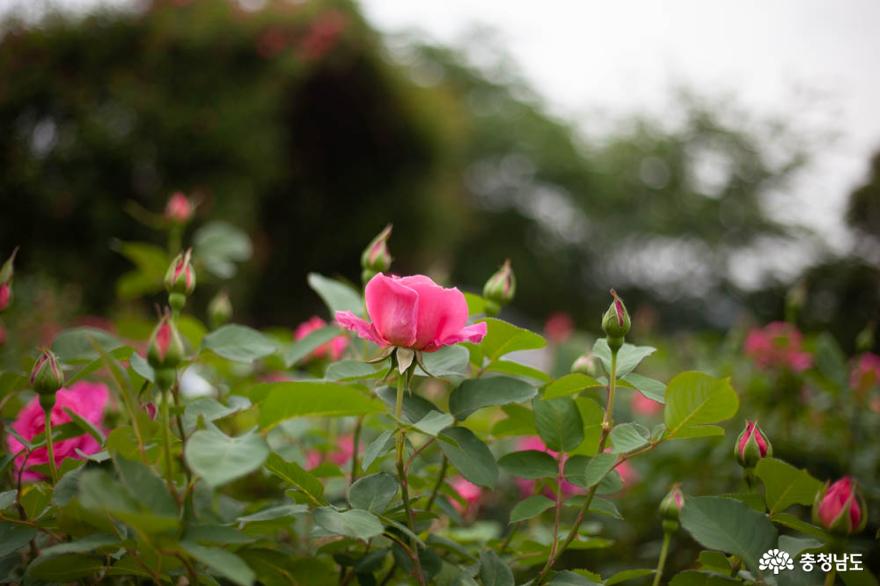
[450,476,482,518]
[294,316,348,361]
[850,353,880,395]
[298,11,347,61]
[305,434,359,470]
[6,381,109,481]
[336,273,486,352]
[514,436,581,498]
[616,458,638,489]
[544,312,574,344]
[630,392,663,416]
[744,321,812,372]
[164,192,193,223]
[0,283,10,311]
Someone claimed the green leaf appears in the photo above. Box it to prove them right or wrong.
[193,221,252,279]
[0,522,37,557]
[669,571,741,586]
[412,411,455,436]
[549,570,601,585]
[237,504,308,524]
[256,382,382,429]
[814,332,847,389]
[604,569,656,585]
[26,554,105,580]
[582,453,617,487]
[376,386,439,423]
[479,318,546,361]
[183,397,245,433]
[438,427,498,489]
[308,273,363,314]
[544,373,602,399]
[37,534,118,557]
[203,325,279,363]
[755,458,823,515]
[491,404,537,437]
[680,496,778,574]
[52,327,125,363]
[325,360,383,381]
[622,373,666,403]
[697,551,732,572]
[181,541,255,586]
[185,427,269,487]
[348,473,398,513]
[113,456,176,517]
[78,469,177,534]
[418,344,471,379]
[509,495,555,524]
[573,397,604,456]
[778,535,823,558]
[609,423,650,454]
[283,326,343,367]
[486,359,552,383]
[362,431,394,470]
[479,550,515,586]
[664,372,739,439]
[314,507,384,541]
[114,241,169,299]
[449,376,537,420]
[770,512,829,541]
[592,339,656,377]
[498,450,558,479]
[264,452,325,506]
[533,397,584,453]
[587,497,622,520]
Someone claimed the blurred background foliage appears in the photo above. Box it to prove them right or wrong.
[0,0,878,353]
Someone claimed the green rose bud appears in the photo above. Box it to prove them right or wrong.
[734,420,772,470]
[165,248,196,296]
[602,289,631,351]
[361,224,393,276]
[147,312,185,371]
[208,290,233,329]
[571,352,600,377]
[31,349,64,407]
[483,259,516,316]
[659,483,685,528]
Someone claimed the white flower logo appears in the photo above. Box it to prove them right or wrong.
[759,549,794,574]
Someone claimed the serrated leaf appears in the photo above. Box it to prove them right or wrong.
[486,359,552,383]
[592,339,656,377]
[479,550,514,586]
[308,273,363,314]
[449,376,537,420]
[664,372,739,439]
[283,326,343,367]
[325,360,383,381]
[755,457,823,515]
[181,541,255,586]
[255,382,382,429]
[604,568,656,585]
[203,325,279,363]
[314,507,384,541]
[439,427,498,489]
[479,318,546,360]
[193,221,252,279]
[417,344,471,379]
[26,554,105,580]
[498,450,558,479]
[412,411,454,436]
[348,473,398,513]
[623,373,666,403]
[362,431,394,470]
[264,452,325,506]
[185,428,269,487]
[533,397,584,453]
[509,495,556,523]
[52,327,125,363]
[237,504,308,524]
[609,422,650,453]
[583,453,617,487]
[543,373,603,399]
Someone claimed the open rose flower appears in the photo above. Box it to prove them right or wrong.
[335,273,486,351]
[294,316,348,361]
[450,476,482,519]
[6,381,109,481]
[744,321,812,372]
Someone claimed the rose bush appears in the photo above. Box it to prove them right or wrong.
[0,196,875,585]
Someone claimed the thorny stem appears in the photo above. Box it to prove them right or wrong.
[652,531,672,586]
[545,458,567,567]
[536,348,620,584]
[395,372,426,586]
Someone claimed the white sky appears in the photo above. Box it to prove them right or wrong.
[3,0,879,264]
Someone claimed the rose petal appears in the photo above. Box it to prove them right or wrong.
[335,311,388,347]
[364,274,418,347]
[398,276,470,350]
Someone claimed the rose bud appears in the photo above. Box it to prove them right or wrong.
[31,349,65,408]
[165,192,193,224]
[659,483,685,530]
[165,249,197,296]
[602,289,631,351]
[208,290,233,329]
[813,477,867,536]
[571,353,600,377]
[734,420,772,469]
[483,259,516,316]
[361,224,393,284]
[147,313,185,371]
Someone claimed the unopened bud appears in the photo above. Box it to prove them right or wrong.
[734,420,772,469]
[165,192,194,224]
[208,290,233,329]
[659,484,685,527]
[147,312,185,371]
[361,225,393,274]
[483,259,516,312]
[813,477,867,536]
[31,349,64,403]
[602,289,631,351]
[165,249,196,297]
[571,353,600,377]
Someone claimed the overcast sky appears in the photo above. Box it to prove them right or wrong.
[3,0,879,259]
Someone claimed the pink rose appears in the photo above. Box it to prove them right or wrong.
[305,434,359,470]
[294,316,348,361]
[631,393,663,416]
[544,312,574,344]
[6,381,109,481]
[164,192,193,223]
[814,477,865,535]
[336,273,487,352]
[744,322,812,372]
[850,353,880,395]
[450,476,482,518]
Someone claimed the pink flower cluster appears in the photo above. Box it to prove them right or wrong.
[294,316,348,361]
[6,381,109,481]
[305,434,358,470]
[850,352,880,395]
[744,321,812,372]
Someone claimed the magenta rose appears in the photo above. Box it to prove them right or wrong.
[335,273,487,352]
[7,381,109,481]
[744,321,812,372]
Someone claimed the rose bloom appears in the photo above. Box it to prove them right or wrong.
[7,381,109,481]
[165,192,193,223]
[544,312,574,344]
[294,316,348,361]
[336,273,486,351]
[631,392,663,416]
[306,434,358,470]
[744,321,812,372]
[450,476,482,518]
